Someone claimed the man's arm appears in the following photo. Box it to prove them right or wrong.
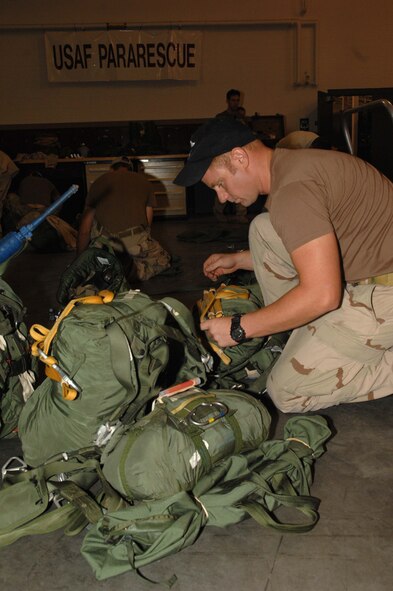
[146,205,154,227]
[203,250,254,281]
[77,206,95,255]
[201,233,342,346]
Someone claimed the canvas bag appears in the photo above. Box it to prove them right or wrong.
[101,387,272,501]
[0,448,127,548]
[18,289,211,467]
[0,277,36,438]
[81,415,331,582]
[197,282,288,394]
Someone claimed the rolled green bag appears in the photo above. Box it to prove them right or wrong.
[102,387,271,501]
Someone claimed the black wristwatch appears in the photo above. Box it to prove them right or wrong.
[230,313,246,343]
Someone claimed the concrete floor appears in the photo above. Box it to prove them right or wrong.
[1,214,393,591]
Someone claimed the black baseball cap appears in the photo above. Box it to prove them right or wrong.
[174,117,257,187]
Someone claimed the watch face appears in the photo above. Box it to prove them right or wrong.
[230,315,246,342]
[232,326,245,342]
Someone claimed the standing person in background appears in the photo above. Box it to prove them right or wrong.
[214,89,249,223]
[77,157,171,281]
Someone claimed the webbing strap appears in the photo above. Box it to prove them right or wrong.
[52,480,103,523]
[242,471,320,533]
[29,290,115,355]
[106,320,135,394]
[160,297,197,338]
[224,413,244,454]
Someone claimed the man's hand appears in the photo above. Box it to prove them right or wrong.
[203,250,253,281]
[200,316,238,348]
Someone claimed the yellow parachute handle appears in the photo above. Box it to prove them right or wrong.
[197,283,251,366]
[198,284,250,322]
[208,342,232,366]
[216,285,250,300]
[30,290,115,355]
[61,383,78,401]
[198,288,224,322]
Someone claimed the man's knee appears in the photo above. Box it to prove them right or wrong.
[266,368,311,413]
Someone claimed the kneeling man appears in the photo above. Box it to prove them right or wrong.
[174,118,393,412]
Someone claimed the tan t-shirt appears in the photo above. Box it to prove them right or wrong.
[86,170,155,233]
[266,148,393,282]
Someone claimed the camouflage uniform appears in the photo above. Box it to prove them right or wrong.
[250,213,393,412]
[105,225,170,281]
[87,169,171,281]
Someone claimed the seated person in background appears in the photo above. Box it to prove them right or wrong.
[2,169,76,252]
[174,117,393,414]
[0,150,19,236]
[18,171,59,207]
[77,157,171,281]
[3,189,77,253]
[236,106,247,124]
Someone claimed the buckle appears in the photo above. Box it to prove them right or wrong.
[1,456,28,479]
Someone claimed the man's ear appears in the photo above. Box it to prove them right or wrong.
[230,147,249,169]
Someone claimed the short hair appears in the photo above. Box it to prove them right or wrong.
[226,88,241,101]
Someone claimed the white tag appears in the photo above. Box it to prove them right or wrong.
[189,451,201,469]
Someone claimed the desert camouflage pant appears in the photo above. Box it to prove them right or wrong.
[108,226,171,281]
[249,212,393,412]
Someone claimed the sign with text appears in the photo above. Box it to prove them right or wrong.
[45,30,202,82]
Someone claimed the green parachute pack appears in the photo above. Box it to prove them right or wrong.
[0,277,36,438]
[197,280,289,394]
[83,412,330,583]
[101,386,272,501]
[0,385,331,585]
[18,289,211,467]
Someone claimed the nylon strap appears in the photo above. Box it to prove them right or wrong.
[29,290,115,355]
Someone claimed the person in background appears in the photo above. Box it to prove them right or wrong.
[0,150,19,237]
[18,170,59,207]
[214,90,249,223]
[174,117,393,413]
[77,157,171,281]
[236,106,247,124]
[215,88,242,119]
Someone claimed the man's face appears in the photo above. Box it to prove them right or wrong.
[227,95,240,112]
[202,155,259,207]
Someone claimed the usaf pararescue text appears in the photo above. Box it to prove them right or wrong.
[52,42,197,70]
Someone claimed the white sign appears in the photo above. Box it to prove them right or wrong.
[45,30,202,82]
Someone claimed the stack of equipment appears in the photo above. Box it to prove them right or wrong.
[18,289,211,467]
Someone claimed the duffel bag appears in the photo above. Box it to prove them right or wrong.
[102,386,271,501]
